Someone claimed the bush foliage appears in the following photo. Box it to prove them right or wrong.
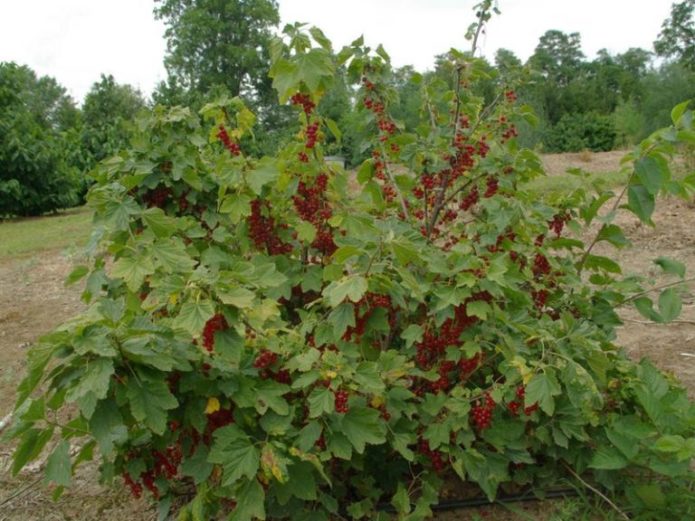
[7,24,695,521]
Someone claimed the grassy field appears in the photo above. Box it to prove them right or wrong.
[0,206,92,259]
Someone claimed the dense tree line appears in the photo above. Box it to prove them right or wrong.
[1,0,692,216]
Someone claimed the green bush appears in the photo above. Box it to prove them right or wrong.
[7,27,695,521]
[544,112,616,152]
[0,63,82,216]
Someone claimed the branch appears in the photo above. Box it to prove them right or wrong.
[562,463,630,521]
[619,276,695,307]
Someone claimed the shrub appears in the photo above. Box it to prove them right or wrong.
[0,63,82,216]
[6,26,695,521]
[544,112,617,152]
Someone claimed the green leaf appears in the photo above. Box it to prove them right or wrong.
[328,303,355,340]
[596,224,630,248]
[181,446,213,485]
[634,297,662,322]
[296,221,317,243]
[626,184,655,224]
[654,435,685,453]
[671,100,691,125]
[142,208,178,238]
[337,407,387,454]
[323,275,368,307]
[589,446,628,470]
[525,371,561,416]
[151,238,195,273]
[466,300,491,320]
[654,257,685,279]
[584,255,622,274]
[65,265,89,286]
[126,377,178,435]
[392,483,411,514]
[308,387,334,418]
[174,299,215,338]
[229,479,265,521]
[297,421,322,452]
[208,426,259,487]
[400,325,423,348]
[218,287,256,309]
[219,194,252,223]
[248,157,280,195]
[634,156,667,195]
[66,358,114,404]
[111,254,155,291]
[45,440,71,487]
[658,288,682,322]
[12,427,54,475]
[89,399,127,457]
[325,118,342,142]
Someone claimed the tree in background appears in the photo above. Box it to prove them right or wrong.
[81,74,146,169]
[153,0,280,102]
[654,0,695,70]
[0,63,82,216]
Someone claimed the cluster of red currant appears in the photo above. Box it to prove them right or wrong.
[122,445,183,500]
[142,186,172,208]
[418,439,446,472]
[415,293,490,371]
[471,392,496,430]
[507,386,538,416]
[216,125,241,156]
[334,389,350,414]
[343,292,394,342]
[290,92,315,116]
[202,313,228,352]
[293,173,337,256]
[253,349,278,369]
[548,213,570,236]
[248,199,293,255]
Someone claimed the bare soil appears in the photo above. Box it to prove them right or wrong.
[0,150,693,520]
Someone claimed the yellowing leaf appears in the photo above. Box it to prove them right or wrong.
[206,397,221,415]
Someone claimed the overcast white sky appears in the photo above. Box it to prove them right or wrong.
[0,0,674,104]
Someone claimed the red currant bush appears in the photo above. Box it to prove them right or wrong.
[8,24,695,521]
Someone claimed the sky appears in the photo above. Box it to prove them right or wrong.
[0,0,675,104]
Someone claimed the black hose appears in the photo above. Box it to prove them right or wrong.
[375,487,579,513]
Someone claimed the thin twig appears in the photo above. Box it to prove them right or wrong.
[0,476,43,507]
[0,413,13,434]
[562,463,630,521]
[623,317,695,326]
[619,277,695,307]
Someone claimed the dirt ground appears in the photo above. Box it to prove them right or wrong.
[0,150,693,520]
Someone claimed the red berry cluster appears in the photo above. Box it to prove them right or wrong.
[459,353,482,377]
[484,177,499,198]
[548,213,570,236]
[248,199,293,255]
[293,173,337,256]
[216,125,241,156]
[507,386,539,416]
[532,289,549,309]
[253,349,278,369]
[122,443,183,500]
[334,389,349,413]
[202,314,228,352]
[304,122,320,149]
[290,92,315,116]
[471,392,496,430]
[123,472,143,499]
[459,185,480,211]
[532,254,551,277]
[418,439,445,472]
[143,186,172,208]
[415,293,490,370]
[505,90,517,103]
[343,293,395,341]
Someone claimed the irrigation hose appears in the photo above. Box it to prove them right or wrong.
[375,488,579,513]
